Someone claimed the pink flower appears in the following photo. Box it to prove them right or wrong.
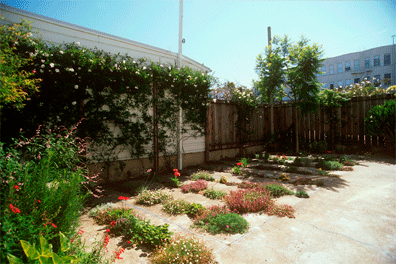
[226,225,229,228]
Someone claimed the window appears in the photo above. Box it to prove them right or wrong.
[345,61,351,72]
[321,66,326,76]
[374,55,380,67]
[330,83,334,89]
[345,79,352,86]
[365,57,371,69]
[330,65,334,75]
[384,73,391,85]
[354,60,360,71]
[338,80,343,88]
[384,54,391,66]
[354,78,360,84]
[337,63,343,74]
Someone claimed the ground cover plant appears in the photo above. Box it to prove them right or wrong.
[293,157,313,167]
[203,188,227,200]
[181,180,208,193]
[136,189,172,205]
[193,205,249,235]
[162,199,190,215]
[191,171,215,181]
[316,160,343,170]
[150,235,215,264]
[295,190,310,198]
[237,181,294,198]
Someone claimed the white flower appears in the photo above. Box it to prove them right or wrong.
[41,60,45,63]
[26,32,33,37]
[72,101,76,105]
[133,60,136,64]
[168,66,171,70]
[41,64,45,68]
[143,66,146,70]
[44,53,49,57]
[213,99,217,102]
[50,63,54,68]
[55,68,59,73]
[14,41,19,45]
[59,50,64,54]
[88,69,91,72]
[75,85,79,89]
[169,73,171,76]
[126,86,129,89]
[75,42,80,46]
[160,64,163,67]
[135,86,138,89]
[135,71,139,74]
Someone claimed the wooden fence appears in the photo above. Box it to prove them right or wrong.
[205,94,395,152]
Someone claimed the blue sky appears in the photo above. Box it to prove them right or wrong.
[3,0,395,88]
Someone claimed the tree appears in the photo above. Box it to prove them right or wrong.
[255,35,324,152]
[0,18,42,109]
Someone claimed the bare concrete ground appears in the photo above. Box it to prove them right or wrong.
[78,155,396,263]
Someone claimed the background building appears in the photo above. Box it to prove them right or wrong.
[317,44,395,89]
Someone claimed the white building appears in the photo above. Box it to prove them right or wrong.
[317,44,395,89]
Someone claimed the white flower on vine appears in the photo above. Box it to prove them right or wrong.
[168,66,171,70]
[135,86,138,89]
[133,60,136,64]
[44,53,49,57]
[88,69,91,72]
[75,42,80,46]
[75,85,79,89]
[72,101,77,105]
[160,64,163,67]
[143,66,147,70]
[55,68,59,73]
[26,32,33,37]
[41,60,45,63]
[41,64,45,68]
[59,50,64,54]
[50,63,54,68]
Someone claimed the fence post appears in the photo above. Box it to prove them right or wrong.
[153,79,159,175]
[205,103,211,162]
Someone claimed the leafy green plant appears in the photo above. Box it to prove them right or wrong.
[317,160,343,170]
[181,180,208,193]
[125,220,172,248]
[231,166,243,175]
[185,203,206,218]
[136,190,172,205]
[365,100,396,141]
[239,157,249,167]
[191,171,215,181]
[162,199,190,215]
[150,235,215,264]
[1,125,93,262]
[295,190,310,198]
[310,141,328,154]
[7,232,80,264]
[203,188,226,200]
[89,206,133,225]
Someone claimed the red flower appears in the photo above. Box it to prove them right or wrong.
[9,204,20,214]
[38,200,41,203]
[78,229,84,235]
[106,229,111,233]
[14,185,19,190]
[173,169,178,172]
[327,151,331,154]
[118,196,129,200]
[32,70,36,74]
[51,223,57,228]
[174,172,180,177]
[71,238,74,243]
[237,163,242,166]
[127,240,131,244]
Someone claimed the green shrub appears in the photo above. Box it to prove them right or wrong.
[295,190,310,198]
[191,171,215,181]
[185,203,206,218]
[231,166,243,175]
[239,157,249,167]
[202,213,249,234]
[1,126,91,262]
[136,190,172,205]
[317,160,343,170]
[365,100,396,141]
[293,157,313,167]
[310,141,328,154]
[151,235,215,264]
[203,188,226,200]
[162,199,190,215]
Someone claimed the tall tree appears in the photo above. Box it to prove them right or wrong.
[255,35,324,152]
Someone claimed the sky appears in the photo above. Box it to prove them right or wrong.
[2,0,395,88]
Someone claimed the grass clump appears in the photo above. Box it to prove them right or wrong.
[136,190,172,205]
[203,188,227,200]
[151,235,215,264]
[181,180,208,193]
[264,182,294,197]
[191,171,215,181]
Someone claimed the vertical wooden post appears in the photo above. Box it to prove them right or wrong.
[205,103,211,162]
[153,79,159,175]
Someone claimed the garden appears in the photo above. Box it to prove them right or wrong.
[1,18,395,264]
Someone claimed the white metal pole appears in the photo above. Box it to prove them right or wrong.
[177,0,183,170]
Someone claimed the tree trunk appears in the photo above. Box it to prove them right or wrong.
[295,106,299,153]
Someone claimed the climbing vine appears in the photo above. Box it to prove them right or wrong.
[1,19,213,180]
